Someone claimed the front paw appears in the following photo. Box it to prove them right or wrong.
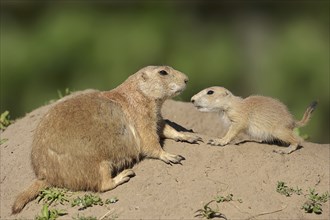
[176,133,203,144]
[207,138,228,146]
[113,169,136,185]
[160,152,185,165]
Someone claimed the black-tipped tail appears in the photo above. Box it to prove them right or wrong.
[295,101,318,128]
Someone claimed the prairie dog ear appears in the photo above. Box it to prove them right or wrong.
[141,72,149,81]
[224,89,232,96]
[219,90,229,97]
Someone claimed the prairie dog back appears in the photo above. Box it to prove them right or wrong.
[191,86,317,154]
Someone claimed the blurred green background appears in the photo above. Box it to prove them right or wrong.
[1,1,329,143]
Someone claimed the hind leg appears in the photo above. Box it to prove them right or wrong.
[99,161,135,192]
[273,130,303,154]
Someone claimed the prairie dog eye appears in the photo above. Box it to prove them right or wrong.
[158,70,168,76]
[207,90,214,95]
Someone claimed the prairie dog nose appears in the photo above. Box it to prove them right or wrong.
[191,98,195,103]
[184,78,188,84]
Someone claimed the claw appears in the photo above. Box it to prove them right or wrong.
[160,152,185,165]
[207,138,228,146]
[178,155,185,161]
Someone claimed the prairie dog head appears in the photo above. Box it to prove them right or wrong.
[137,66,189,99]
[191,86,234,112]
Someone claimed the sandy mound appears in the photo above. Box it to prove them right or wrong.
[1,91,329,220]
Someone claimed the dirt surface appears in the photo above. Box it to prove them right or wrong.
[1,91,329,220]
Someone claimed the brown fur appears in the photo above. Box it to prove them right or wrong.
[191,86,317,154]
[12,66,201,214]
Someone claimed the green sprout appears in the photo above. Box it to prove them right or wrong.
[35,204,67,220]
[302,189,329,214]
[276,181,302,197]
[0,111,12,131]
[195,200,227,219]
[37,187,69,205]
[71,194,103,210]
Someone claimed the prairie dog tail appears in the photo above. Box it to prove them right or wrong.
[295,101,318,128]
[12,179,48,214]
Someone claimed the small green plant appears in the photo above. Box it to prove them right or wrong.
[276,182,329,215]
[0,111,12,131]
[0,138,8,145]
[215,193,242,204]
[49,88,73,104]
[276,181,302,197]
[37,187,69,205]
[215,194,233,203]
[105,197,119,204]
[195,200,227,219]
[294,128,309,140]
[71,194,103,210]
[301,189,329,214]
[57,88,72,99]
[35,204,67,220]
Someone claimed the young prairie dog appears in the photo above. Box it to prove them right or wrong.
[191,86,317,154]
[12,66,201,214]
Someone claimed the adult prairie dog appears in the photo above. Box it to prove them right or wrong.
[12,66,201,214]
[191,86,317,154]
